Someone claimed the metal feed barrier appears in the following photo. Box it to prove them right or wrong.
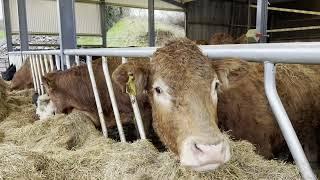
[8,42,320,180]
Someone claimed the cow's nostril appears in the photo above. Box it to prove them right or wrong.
[194,143,203,153]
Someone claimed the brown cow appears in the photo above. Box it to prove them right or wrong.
[112,38,320,170]
[215,61,320,161]
[10,58,33,90]
[41,58,152,132]
[208,33,234,45]
[208,34,319,161]
[113,39,232,171]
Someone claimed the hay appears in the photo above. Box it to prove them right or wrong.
[0,79,8,121]
[0,79,35,122]
[0,87,302,179]
[0,144,47,179]
[2,111,101,151]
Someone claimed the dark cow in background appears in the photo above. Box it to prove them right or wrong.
[112,38,320,170]
[42,58,153,134]
[1,64,16,81]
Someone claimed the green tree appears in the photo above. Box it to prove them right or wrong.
[105,6,123,30]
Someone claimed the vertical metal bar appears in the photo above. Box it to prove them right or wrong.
[130,95,146,139]
[102,57,126,142]
[55,55,61,71]
[229,0,235,35]
[100,0,107,47]
[44,55,49,73]
[20,54,24,65]
[121,57,128,64]
[19,52,23,67]
[86,56,108,137]
[121,57,146,139]
[49,55,54,71]
[247,0,251,31]
[22,54,25,63]
[257,1,315,178]
[57,0,76,65]
[29,55,37,91]
[65,55,71,69]
[256,0,268,43]
[39,55,46,93]
[32,55,40,94]
[61,55,65,71]
[184,10,188,38]
[2,0,13,51]
[35,55,44,95]
[39,55,45,76]
[75,55,80,66]
[264,62,316,180]
[17,0,29,51]
[148,0,155,47]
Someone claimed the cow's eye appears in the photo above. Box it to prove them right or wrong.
[154,87,162,94]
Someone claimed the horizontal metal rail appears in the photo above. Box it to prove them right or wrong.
[9,42,320,64]
[64,42,320,64]
[9,50,60,55]
[267,25,320,33]
[251,5,320,16]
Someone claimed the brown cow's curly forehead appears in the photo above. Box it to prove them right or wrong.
[151,38,216,91]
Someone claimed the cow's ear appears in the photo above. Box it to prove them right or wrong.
[42,75,56,90]
[211,59,249,90]
[112,62,150,95]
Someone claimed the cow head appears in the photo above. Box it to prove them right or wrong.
[209,33,234,45]
[113,38,248,171]
[10,60,32,90]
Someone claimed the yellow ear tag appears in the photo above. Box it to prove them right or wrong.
[246,29,260,43]
[126,73,137,97]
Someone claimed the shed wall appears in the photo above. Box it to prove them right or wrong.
[185,0,250,42]
[9,0,101,35]
[269,0,320,42]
